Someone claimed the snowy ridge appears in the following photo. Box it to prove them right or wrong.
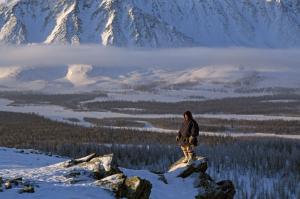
[0,0,299,47]
[0,147,226,199]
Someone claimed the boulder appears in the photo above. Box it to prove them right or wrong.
[18,186,35,194]
[95,173,127,198]
[123,176,152,199]
[95,174,152,199]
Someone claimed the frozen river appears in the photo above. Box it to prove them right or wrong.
[1,98,300,140]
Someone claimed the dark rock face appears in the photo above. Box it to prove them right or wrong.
[169,156,235,199]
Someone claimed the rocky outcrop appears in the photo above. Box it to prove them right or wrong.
[64,153,152,199]
[0,153,152,198]
[0,177,35,194]
[0,152,234,198]
[169,156,235,199]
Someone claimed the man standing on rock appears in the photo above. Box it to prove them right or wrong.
[176,111,199,164]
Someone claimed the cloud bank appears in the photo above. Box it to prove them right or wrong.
[0,45,300,72]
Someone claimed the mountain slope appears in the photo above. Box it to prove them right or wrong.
[0,0,299,47]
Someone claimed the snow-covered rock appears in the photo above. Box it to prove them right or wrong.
[0,0,299,47]
[168,156,208,177]
[123,176,152,199]
[95,173,153,199]
[169,156,235,199]
[95,173,127,196]
[63,153,122,180]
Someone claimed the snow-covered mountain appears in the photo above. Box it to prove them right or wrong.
[0,0,300,47]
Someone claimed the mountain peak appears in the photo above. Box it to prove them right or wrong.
[0,0,299,47]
